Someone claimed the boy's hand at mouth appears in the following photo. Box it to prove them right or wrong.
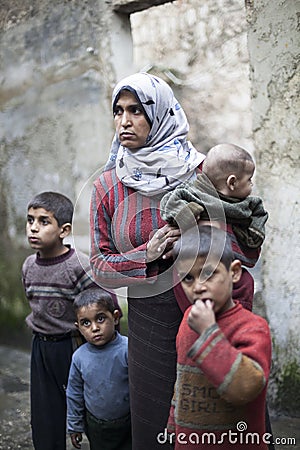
[187,299,216,335]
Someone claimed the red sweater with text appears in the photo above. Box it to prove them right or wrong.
[167,302,271,449]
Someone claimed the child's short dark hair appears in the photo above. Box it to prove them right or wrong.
[73,288,116,315]
[27,191,73,226]
[173,225,233,270]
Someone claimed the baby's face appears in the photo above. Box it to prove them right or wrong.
[233,161,255,199]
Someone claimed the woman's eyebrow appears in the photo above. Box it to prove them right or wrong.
[116,101,140,107]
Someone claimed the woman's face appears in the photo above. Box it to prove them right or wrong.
[113,90,151,150]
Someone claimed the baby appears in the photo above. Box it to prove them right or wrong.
[161,143,268,266]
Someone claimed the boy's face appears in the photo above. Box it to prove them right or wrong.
[76,303,119,347]
[177,256,241,315]
[26,207,65,257]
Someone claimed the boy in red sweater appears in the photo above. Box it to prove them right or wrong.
[165,225,272,449]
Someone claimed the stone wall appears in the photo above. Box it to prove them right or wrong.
[131,0,253,154]
[0,0,135,331]
[1,0,252,245]
[0,0,133,246]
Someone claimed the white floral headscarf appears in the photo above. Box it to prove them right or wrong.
[104,72,205,196]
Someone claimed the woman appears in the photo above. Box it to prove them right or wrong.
[90,72,205,449]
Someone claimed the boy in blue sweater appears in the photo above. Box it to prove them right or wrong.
[66,288,131,450]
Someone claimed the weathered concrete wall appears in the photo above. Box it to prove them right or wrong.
[0,0,135,331]
[1,0,252,252]
[246,0,300,415]
[112,0,172,14]
[131,0,253,154]
[0,0,133,246]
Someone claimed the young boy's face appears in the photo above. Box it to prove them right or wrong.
[26,207,64,257]
[76,303,119,347]
[177,255,241,315]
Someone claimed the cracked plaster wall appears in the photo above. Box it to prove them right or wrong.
[0,0,133,245]
[131,0,253,154]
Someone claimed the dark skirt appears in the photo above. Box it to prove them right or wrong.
[128,285,183,450]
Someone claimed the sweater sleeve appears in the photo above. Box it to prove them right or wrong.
[90,175,159,288]
[232,196,269,249]
[167,392,176,434]
[66,358,86,434]
[188,320,271,405]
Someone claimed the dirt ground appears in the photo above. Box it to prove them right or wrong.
[0,345,299,450]
[0,345,89,450]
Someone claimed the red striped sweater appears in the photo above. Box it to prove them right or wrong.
[90,168,167,287]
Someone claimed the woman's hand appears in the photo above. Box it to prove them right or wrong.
[146,224,181,262]
[70,432,82,449]
[187,299,216,335]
